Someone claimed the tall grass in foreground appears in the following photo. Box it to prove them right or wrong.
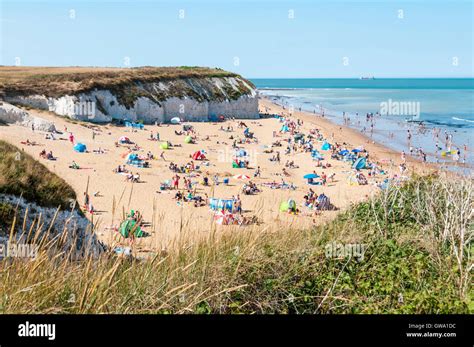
[0,174,472,314]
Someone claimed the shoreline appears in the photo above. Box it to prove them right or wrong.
[260,92,473,176]
[258,97,440,176]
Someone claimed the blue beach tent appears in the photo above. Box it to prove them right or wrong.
[321,142,331,150]
[352,157,367,170]
[74,143,87,153]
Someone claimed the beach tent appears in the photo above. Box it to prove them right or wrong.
[209,198,234,212]
[311,150,324,160]
[170,117,181,124]
[235,149,247,157]
[192,151,206,160]
[279,201,290,212]
[119,136,131,144]
[125,121,144,130]
[280,124,290,132]
[321,142,331,150]
[352,157,367,170]
[126,153,144,167]
[287,199,297,212]
[127,153,139,161]
[73,143,87,153]
[160,142,170,150]
[184,136,193,144]
[338,149,349,156]
[119,219,144,238]
[316,194,332,211]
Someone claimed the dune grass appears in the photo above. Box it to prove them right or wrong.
[0,140,76,208]
[0,66,254,99]
[0,173,472,314]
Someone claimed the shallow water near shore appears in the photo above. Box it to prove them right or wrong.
[253,78,474,175]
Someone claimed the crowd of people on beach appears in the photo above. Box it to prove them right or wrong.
[18,96,472,251]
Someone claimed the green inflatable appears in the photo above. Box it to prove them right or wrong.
[279,201,289,212]
[119,219,144,238]
[160,142,169,150]
[184,136,192,144]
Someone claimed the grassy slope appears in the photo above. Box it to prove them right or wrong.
[0,140,76,209]
[0,174,472,314]
[0,66,255,99]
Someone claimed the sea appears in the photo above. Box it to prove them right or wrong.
[251,78,474,175]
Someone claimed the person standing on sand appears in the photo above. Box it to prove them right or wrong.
[173,174,180,190]
[401,151,406,163]
[160,151,166,161]
[235,195,242,214]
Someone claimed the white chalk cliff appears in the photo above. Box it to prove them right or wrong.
[6,76,259,123]
[0,102,56,132]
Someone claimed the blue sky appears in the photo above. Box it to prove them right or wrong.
[1,0,473,78]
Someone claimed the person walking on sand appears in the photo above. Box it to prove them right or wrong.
[321,172,327,186]
[160,151,166,161]
[401,150,406,164]
[254,166,261,178]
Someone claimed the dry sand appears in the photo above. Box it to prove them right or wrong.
[0,98,435,254]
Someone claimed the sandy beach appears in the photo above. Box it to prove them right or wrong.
[0,97,435,253]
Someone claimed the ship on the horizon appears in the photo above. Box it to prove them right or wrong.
[360,76,375,80]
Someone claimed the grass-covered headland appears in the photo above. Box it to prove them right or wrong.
[0,172,471,314]
[0,140,76,208]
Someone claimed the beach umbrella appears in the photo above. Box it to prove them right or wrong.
[233,174,250,180]
[119,136,130,142]
[351,149,362,153]
[303,173,319,179]
[170,117,181,124]
[160,142,170,150]
[184,136,193,144]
